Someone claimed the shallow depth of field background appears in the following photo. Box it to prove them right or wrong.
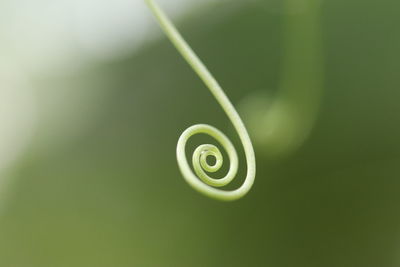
[1,0,400,266]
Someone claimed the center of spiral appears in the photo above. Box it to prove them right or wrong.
[183,125,240,189]
[196,146,223,174]
[206,154,217,167]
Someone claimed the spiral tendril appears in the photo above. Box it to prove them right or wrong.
[145,0,256,201]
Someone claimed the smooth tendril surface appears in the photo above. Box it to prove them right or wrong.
[145,0,256,201]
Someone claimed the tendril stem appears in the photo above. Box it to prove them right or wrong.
[145,0,256,201]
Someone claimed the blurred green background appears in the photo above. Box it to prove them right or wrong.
[1,0,400,266]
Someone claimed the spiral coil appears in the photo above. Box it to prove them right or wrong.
[146,0,256,201]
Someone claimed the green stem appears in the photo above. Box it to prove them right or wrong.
[145,0,256,201]
[237,0,324,158]
[279,0,323,123]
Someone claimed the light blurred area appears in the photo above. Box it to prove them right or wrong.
[0,0,213,70]
[0,0,221,150]
[1,0,400,266]
[0,63,36,211]
[0,0,215,205]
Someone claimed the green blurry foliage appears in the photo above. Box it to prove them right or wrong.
[1,0,400,266]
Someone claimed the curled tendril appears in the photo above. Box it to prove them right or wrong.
[145,0,256,201]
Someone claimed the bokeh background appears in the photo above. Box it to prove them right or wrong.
[1,0,400,266]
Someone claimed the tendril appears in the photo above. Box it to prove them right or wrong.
[145,0,256,201]
[238,0,323,158]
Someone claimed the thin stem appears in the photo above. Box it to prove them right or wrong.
[145,0,256,201]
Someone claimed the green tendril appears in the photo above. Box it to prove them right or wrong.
[238,0,324,158]
[145,0,256,201]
